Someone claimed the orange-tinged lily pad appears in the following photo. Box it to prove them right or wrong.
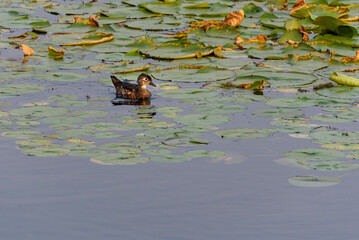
[61,32,114,46]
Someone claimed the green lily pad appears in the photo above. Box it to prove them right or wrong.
[192,104,247,115]
[252,108,304,118]
[184,150,226,158]
[69,110,109,118]
[288,176,342,187]
[282,148,345,161]
[22,146,69,157]
[37,72,96,82]
[306,161,359,171]
[158,88,217,99]
[153,66,235,82]
[310,130,359,144]
[55,128,96,139]
[150,155,193,163]
[91,154,149,165]
[42,116,83,125]
[0,84,45,95]
[2,130,42,139]
[9,106,69,118]
[81,122,122,131]
[174,114,231,126]
[68,150,107,158]
[162,138,210,147]
[141,43,214,60]
[214,128,276,139]
[93,132,122,138]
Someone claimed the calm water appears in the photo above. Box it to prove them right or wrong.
[1,117,359,240]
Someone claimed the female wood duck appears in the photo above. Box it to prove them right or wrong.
[111,73,156,100]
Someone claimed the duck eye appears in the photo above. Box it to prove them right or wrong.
[143,78,148,81]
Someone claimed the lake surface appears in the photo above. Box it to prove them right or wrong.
[1,0,359,239]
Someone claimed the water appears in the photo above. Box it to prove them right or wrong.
[1,124,359,239]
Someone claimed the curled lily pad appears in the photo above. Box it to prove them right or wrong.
[214,128,276,139]
[61,32,114,46]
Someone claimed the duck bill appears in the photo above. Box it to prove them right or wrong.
[150,82,156,87]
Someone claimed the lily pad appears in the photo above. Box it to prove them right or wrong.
[174,114,231,126]
[282,148,345,161]
[288,176,342,187]
[10,106,69,118]
[22,146,69,157]
[152,66,235,82]
[0,84,45,95]
[90,154,149,165]
[252,108,304,118]
[214,128,276,139]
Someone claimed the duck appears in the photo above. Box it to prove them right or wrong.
[110,73,156,100]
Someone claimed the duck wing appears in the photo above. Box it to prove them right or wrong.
[121,80,138,91]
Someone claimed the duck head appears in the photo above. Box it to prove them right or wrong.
[137,73,156,88]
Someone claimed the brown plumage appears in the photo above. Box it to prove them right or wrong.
[111,73,156,100]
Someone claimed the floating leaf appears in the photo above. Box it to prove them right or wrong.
[214,128,276,139]
[0,84,45,95]
[306,161,359,171]
[252,108,304,118]
[184,150,226,158]
[61,32,114,46]
[69,110,109,118]
[91,154,149,165]
[10,106,69,118]
[282,148,345,161]
[48,46,65,59]
[158,87,217,99]
[191,104,247,115]
[289,176,342,187]
[19,44,34,56]
[22,146,69,157]
[152,66,235,82]
[330,72,359,86]
[150,155,193,163]
[174,114,231,126]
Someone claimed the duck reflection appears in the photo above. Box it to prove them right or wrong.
[111,98,151,106]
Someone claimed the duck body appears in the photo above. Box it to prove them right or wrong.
[111,73,156,100]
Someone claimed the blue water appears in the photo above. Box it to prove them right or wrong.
[1,133,358,240]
